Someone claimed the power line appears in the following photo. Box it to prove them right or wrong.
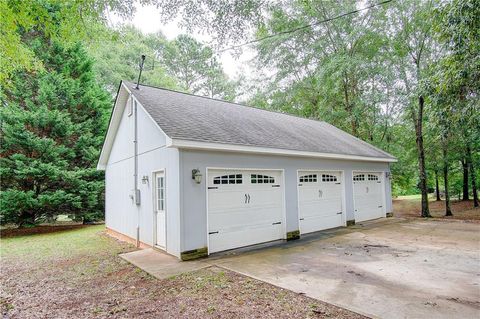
[217,0,395,53]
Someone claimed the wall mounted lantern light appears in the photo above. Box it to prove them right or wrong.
[141,175,149,184]
[192,169,202,184]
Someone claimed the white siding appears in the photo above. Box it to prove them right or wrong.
[105,96,180,257]
[179,149,393,252]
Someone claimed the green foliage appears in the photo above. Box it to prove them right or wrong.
[1,0,478,213]
[153,0,265,45]
[0,40,111,226]
[0,0,144,87]
[161,34,237,100]
[88,27,237,99]
[423,0,480,202]
[88,26,179,94]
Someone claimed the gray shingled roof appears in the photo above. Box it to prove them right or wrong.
[125,81,395,160]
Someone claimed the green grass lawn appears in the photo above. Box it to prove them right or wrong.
[1,225,365,319]
[395,194,423,200]
[1,225,113,261]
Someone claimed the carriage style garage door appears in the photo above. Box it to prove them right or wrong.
[353,172,385,222]
[207,169,284,253]
[298,171,344,234]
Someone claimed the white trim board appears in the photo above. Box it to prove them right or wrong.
[97,82,172,170]
[169,139,397,163]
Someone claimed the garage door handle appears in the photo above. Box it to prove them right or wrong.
[248,194,251,203]
[299,218,304,221]
[335,182,341,185]
[272,222,282,225]
[272,185,280,187]
[245,194,247,203]
[208,186,218,189]
[209,231,219,235]
[378,206,383,208]
[337,212,342,215]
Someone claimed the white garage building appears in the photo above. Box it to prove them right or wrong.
[98,81,396,260]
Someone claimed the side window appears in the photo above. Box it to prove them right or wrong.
[353,174,365,181]
[321,174,337,182]
[299,174,317,183]
[368,174,379,181]
[251,174,275,184]
[213,174,242,185]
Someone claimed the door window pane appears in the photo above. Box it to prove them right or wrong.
[156,176,165,211]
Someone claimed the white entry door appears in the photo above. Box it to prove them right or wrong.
[154,171,166,248]
[298,171,344,234]
[207,169,284,253]
[353,172,384,222]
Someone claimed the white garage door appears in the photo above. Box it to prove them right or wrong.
[298,171,344,234]
[353,172,385,222]
[207,169,284,253]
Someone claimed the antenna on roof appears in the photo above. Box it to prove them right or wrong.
[135,55,146,90]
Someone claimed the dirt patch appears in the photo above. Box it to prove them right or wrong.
[0,226,366,319]
[393,198,479,221]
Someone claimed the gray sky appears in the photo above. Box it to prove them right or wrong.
[109,4,254,79]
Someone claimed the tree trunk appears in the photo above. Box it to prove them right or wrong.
[435,169,441,201]
[415,95,431,217]
[462,158,469,200]
[467,146,479,207]
[443,144,453,216]
[343,75,358,137]
[18,211,35,228]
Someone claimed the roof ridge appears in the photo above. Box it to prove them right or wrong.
[123,80,329,126]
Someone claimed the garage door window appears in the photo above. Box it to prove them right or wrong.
[368,174,379,181]
[251,174,275,184]
[321,174,337,182]
[299,174,317,183]
[213,174,243,185]
[353,174,365,181]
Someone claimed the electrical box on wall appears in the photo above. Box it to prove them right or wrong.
[129,189,141,205]
[134,189,141,205]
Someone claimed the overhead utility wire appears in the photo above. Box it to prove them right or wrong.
[217,0,395,53]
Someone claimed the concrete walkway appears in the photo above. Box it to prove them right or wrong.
[120,248,209,279]
[120,218,480,318]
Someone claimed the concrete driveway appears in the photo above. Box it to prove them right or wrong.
[212,218,480,318]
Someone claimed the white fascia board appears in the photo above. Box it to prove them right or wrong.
[168,139,398,163]
[97,82,130,170]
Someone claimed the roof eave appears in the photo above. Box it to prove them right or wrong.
[97,81,132,171]
[168,139,398,163]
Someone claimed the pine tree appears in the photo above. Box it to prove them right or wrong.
[0,39,111,226]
